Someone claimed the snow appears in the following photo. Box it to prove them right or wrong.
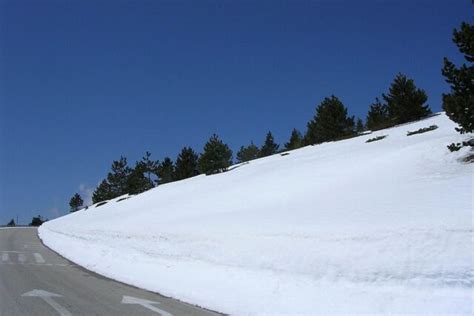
[39,113,473,315]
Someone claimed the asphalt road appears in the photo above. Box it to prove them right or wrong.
[0,228,221,316]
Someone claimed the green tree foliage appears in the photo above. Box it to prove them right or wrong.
[92,180,114,204]
[156,157,175,184]
[107,156,132,196]
[383,73,431,125]
[198,134,233,175]
[355,118,365,134]
[236,142,259,163]
[69,193,84,212]
[92,156,133,204]
[259,131,279,157]
[304,95,355,144]
[7,219,15,226]
[284,128,303,151]
[366,97,390,131]
[174,147,199,180]
[138,151,159,183]
[442,22,474,133]
[29,215,45,227]
[127,161,154,195]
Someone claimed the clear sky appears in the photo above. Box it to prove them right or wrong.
[0,0,471,224]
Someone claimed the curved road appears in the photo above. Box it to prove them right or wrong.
[0,228,221,316]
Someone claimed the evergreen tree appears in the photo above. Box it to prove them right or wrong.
[198,134,233,175]
[304,95,355,145]
[69,193,84,212]
[284,128,303,151]
[442,22,474,134]
[156,157,175,184]
[92,180,114,204]
[106,156,132,197]
[29,215,45,227]
[138,151,159,183]
[236,142,259,163]
[366,97,390,131]
[259,131,279,157]
[383,73,431,125]
[174,147,199,180]
[355,118,364,134]
[127,161,154,195]
[91,156,132,204]
[7,219,15,226]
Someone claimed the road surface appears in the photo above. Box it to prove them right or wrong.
[0,228,221,316]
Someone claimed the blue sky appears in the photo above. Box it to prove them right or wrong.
[0,0,471,224]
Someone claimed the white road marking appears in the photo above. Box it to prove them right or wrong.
[2,253,9,262]
[34,253,45,264]
[121,295,173,316]
[22,289,72,316]
[18,253,26,263]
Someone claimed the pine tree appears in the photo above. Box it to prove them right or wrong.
[304,95,355,145]
[236,142,259,163]
[91,156,132,204]
[7,219,15,226]
[259,131,279,157]
[198,134,233,175]
[69,193,84,212]
[366,97,390,131]
[174,147,199,180]
[92,180,114,204]
[355,118,364,134]
[29,215,45,227]
[442,22,474,134]
[127,161,154,195]
[383,73,431,125]
[106,156,132,197]
[138,151,159,183]
[156,157,175,184]
[284,128,303,151]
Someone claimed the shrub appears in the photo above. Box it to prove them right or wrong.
[406,125,438,136]
[95,201,108,207]
[366,135,387,143]
[447,139,474,152]
[447,143,464,152]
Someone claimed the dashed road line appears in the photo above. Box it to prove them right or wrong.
[34,253,45,264]
[0,262,75,267]
[18,253,26,263]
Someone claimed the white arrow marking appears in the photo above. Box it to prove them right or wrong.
[22,289,72,316]
[121,295,172,316]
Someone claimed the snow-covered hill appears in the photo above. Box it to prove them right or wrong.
[39,113,473,315]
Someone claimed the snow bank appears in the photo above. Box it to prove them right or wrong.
[39,113,473,315]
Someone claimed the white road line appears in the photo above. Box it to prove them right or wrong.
[2,253,9,262]
[34,253,45,264]
[18,253,26,263]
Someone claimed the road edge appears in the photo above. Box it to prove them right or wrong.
[35,227,225,316]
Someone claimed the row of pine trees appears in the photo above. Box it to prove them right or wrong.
[86,72,431,206]
[68,21,472,210]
